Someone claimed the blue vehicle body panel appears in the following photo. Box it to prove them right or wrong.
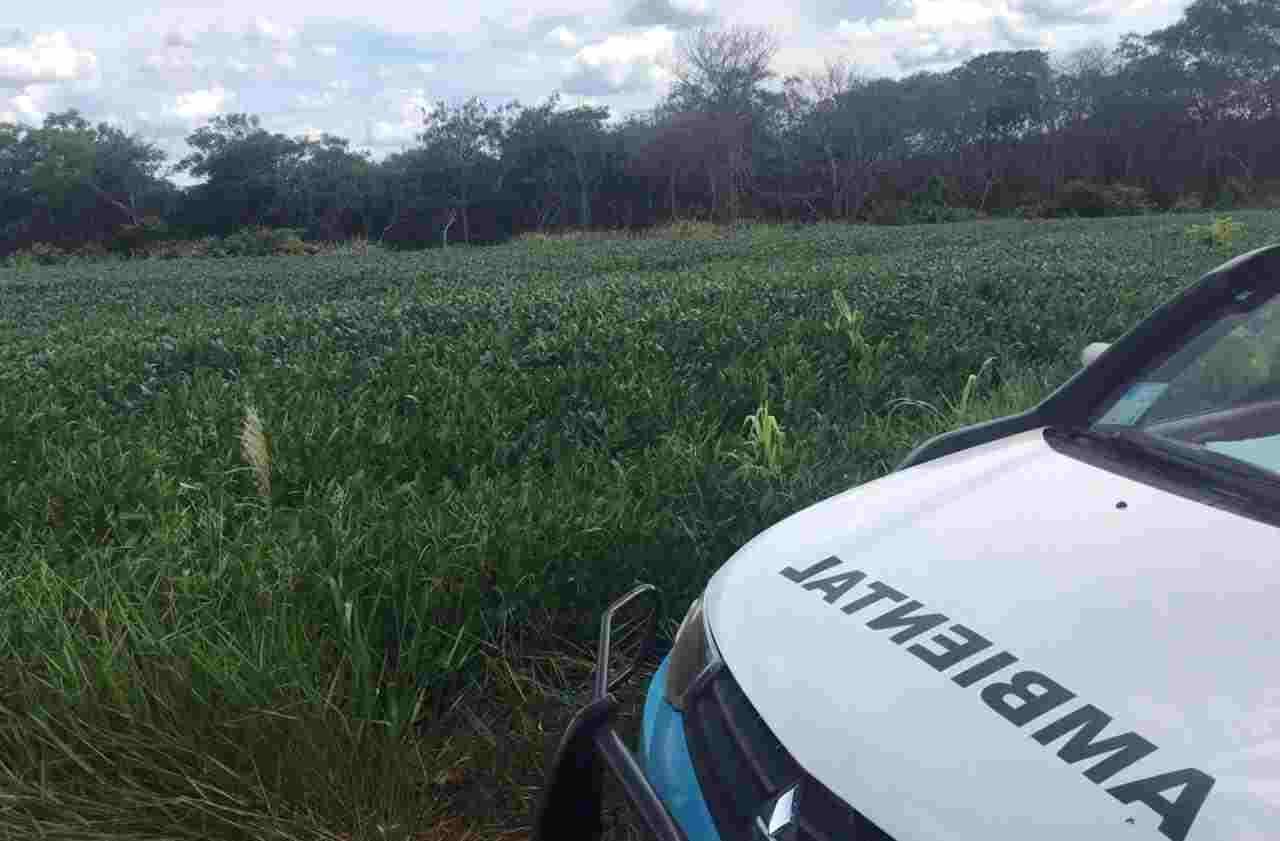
[640,656,722,841]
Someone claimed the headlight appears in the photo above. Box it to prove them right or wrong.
[664,597,714,711]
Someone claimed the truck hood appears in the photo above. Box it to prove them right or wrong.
[703,428,1280,841]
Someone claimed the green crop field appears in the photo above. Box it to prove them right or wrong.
[2,211,1278,840]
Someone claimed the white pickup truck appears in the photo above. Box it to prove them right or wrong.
[535,243,1280,841]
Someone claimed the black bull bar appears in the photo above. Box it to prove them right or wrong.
[532,584,690,841]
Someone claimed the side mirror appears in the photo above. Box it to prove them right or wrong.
[1081,342,1111,368]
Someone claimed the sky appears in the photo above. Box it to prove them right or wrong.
[1,0,1194,172]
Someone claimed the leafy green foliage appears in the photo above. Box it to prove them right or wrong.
[649,219,727,240]
[0,215,1277,826]
[220,226,308,257]
[904,176,980,224]
[0,110,169,254]
[1185,215,1245,248]
[1052,180,1153,218]
[6,242,69,267]
[2,212,1277,836]
[109,216,170,256]
[732,401,787,479]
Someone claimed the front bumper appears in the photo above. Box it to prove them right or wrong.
[640,657,722,841]
[532,585,715,841]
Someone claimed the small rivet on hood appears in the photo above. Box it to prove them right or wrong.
[1116,500,1128,510]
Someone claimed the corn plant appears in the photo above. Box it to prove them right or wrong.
[886,357,998,425]
[731,401,787,478]
[952,357,998,421]
[826,289,891,393]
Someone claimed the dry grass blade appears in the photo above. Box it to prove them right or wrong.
[240,406,272,501]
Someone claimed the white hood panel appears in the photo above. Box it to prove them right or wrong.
[704,428,1280,841]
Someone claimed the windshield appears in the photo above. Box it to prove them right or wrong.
[1091,284,1280,479]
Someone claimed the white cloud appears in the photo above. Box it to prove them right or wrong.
[672,0,712,14]
[13,92,40,117]
[144,48,206,73]
[565,27,676,94]
[295,89,338,109]
[506,10,539,33]
[575,27,674,68]
[908,0,1001,29]
[250,17,296,44]
[362,86,430,149]
[0,83,53,125]
[274,51,297,69]
[0,31,97,88]
[315,44,338,57]
[393,88,430,123]
[547,25,578,48]
[417,62,436,73]
[170,86,233,119]
[369,119,418,148]
[835,0,1025,73]
[834,0,1189,75]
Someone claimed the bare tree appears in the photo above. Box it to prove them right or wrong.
[1051,43,1118,130]
[801,59,869,217]
[808,58,860,103]
[668,25,780,115]
[665,25,779,220]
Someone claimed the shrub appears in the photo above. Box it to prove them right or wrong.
[4,251,34,270]
[1173,193,1205,213]
[1102,183,1153,214]
[911,204,979,224]
[145,237,223,259]
[1185,215,1245,249]
[1016,201,1054,220]
[517,228,635,243]
[1213,176,1253,209]
[1052,180,1152,218]
[9,242,70,266]
[110,216,170,256]
[1253,179,1280,209]
[315,237,375,257]
[646,219,725,240]
[2,228,377,264]
[907,176,978,224]
[280,235,308,256]
[863,177,980,226]
[221,227,309,257]
[69,241,110,261]
[866,199,910,226]
[910,175,949,210]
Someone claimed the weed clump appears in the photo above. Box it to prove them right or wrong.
[1185,215,1246,249]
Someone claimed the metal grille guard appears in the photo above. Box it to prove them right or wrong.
[532,584,689,841]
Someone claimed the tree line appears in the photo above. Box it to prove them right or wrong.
[2,0,1278,255]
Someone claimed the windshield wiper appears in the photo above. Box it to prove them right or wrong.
[1091,425,1205,464]
[1052,425,1280,503]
